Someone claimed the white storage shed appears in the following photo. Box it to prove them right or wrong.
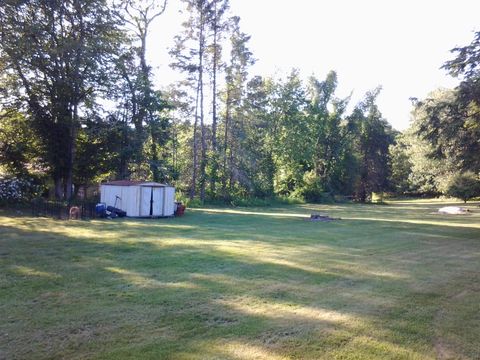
[100,181,176,217]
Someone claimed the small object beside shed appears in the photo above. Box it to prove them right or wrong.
[100,181,175,217]
[175,202,186,216]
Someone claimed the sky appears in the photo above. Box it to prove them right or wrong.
[147,0,480,131]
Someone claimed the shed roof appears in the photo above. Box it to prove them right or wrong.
[102,180,170,187]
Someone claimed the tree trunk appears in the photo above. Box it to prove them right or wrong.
[140,32,149,76]
[171,121,178,178]
[120,111,129,179]
[222,84,231,199]
[199,11,207,203]
[151,140,160,182]
[190,75,201,200]
[65,104,78,201]
[229,146,234,192]
[210,1,218,197]
[54,176,63,200]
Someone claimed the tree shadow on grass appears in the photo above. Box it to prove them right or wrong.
[1,210,479,359]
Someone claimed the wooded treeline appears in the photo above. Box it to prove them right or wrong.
[1,0,479,203]
[389,31,480,201]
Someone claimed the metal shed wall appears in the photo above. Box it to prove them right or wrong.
[123,186,141,217]
[100,185,141,217]
[100,185,121,208]
[163,187,175,216]
[100,183,175,217]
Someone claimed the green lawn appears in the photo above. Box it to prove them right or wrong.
[1,200,479,359]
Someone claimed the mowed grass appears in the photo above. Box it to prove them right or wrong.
[1,200,480,360]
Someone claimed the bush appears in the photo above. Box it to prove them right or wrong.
[291,170,328,203]
[371,192,385,203]
[179,195,304,208]
[228,196,304,207]
[0,176,43,204]
[446,172,480,203]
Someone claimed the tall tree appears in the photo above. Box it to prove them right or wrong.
[207,0,229,196]
[306,71,350,193]
[241,76,276,197]
[348,88,394,202]
[416,31,480,173]
[221,16,254,197]
[271,70,309,196]
[0,0,122,199]
[118,0,170,181]
[388,133,413,195]
[402,92,458,194]
[0,109,45,178]
[170,0,214,200]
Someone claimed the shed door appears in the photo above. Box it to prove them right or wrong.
[152,187,164,216]
[164,187,175,216]
[140,187,152,216]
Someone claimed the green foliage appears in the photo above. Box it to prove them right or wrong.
[174,190,199,208]
[388,111,453,197]
[0,0,177,200]
[389,135,413,194]
[443,31,480,79]
[305,71,351,193]
[446,172,480,203]
[348,88,395,202]
[0,109,45,177]
[371,192,385,203]
[0,176,46,204]
[293,170,324,203]
[8,1,474,205]
[0,1,400,205]
[0,0,125,199]
[416,31,480,176]
[408,31,480,196]
[238,76,275,199]
[170,69,396,204]
[212,195,303,207]
[414,89,478,173]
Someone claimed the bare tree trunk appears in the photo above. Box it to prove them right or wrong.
[171,120,178,178]
[122,0,168,180]
[65,102,79,201]
[199,10,207,203]
[54,177,63,200]
[120,106,130,179]
[138,29,150,129]
[222,84,231,198]
[65,127,75,200]
[229,146,234,192]
[190,78,201,200]
[210,0,219,197]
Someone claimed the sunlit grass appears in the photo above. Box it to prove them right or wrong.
[12,265,61,279]
[1,200,479,359]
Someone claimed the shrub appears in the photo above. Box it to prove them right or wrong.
[291,170,328,203]
[228,196,304,207]
[446,172,480,203]
[371,192,384,203]
[0,176,43,204]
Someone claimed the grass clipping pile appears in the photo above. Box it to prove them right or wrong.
[306,213,341,222]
